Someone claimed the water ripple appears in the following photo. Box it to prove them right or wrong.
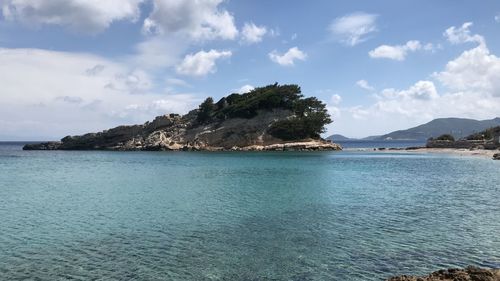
[0,150,499,280]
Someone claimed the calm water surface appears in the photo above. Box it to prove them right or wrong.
[1,143,499,280]
[336,140,425,149]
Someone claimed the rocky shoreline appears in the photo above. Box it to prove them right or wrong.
[23,139,341,152]
[387,266,500,281]
[366,146,500,160]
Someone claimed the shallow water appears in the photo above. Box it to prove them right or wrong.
[1,143,499,280]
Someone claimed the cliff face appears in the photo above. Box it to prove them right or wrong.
[24,109,340,151]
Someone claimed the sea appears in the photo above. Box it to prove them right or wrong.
[1,141,499,280]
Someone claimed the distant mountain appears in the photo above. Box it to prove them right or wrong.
[374,117,500,141]
[326,134,353,141]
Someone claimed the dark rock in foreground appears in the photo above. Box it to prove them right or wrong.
[388,266,500,281]
[494,153,500,160]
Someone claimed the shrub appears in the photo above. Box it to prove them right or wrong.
[197,97,216,124]
[466,126,500,141]
[436,134,455,141]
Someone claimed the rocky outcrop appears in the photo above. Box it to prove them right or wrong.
[23,109,341,151]
[426,139,499,150]
[493,153,500,160]
[388,266,500,281]
[236,141,341,151]
[427,126,500,150]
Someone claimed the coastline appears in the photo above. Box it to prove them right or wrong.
[369,147,500,159]
[22,139,342,152]
[408,147,499,159]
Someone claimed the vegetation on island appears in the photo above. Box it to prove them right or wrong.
[466,126,500,141]
[196,83,332,140]
[431,134,455,141]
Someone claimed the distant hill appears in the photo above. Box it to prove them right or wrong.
[326,134,353,141]
[374,117,500,141]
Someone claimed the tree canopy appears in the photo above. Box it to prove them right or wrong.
[196,97,216,124]
[195,83,332,140]
[466,126,500,140]
[434,134,455,141]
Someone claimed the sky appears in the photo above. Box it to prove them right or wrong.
[1,0,500,140]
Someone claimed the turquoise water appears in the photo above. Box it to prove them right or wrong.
[1,143,500,280]
[336,140,425,149]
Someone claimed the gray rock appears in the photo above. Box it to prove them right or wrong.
[388,266,500,281]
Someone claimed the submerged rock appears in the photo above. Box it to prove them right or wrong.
[388,266,500,281]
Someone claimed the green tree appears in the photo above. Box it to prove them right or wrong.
[194,84,332,140]
[197,97,216,124]
[269,97,332,140]
[436,134,455,141]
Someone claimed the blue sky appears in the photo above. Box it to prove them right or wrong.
[1,0,500,140]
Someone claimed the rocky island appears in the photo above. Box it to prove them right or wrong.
[24,84,341,152]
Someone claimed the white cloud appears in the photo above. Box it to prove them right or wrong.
[330,94,342,105]
[329,42,500,137]
[131,36,188,69]
[142,0,238,41]
[380,81,438,101]
[434,44,500,96]
[444,22,484,46]
[241,22,267,44]
[112,94,200,120]
[105,69,153,94]
[329,25,500,137]
[326,94,342,119]
[1,0,144,33]
[359,79,493,122]
[269,47,307,66]
[0,48,198,140]
[423,43,440,52]
[329,12,378,46]
[369,40,429,61]
[235,84,255,94]
[166,78,190,88]
[356,79,374,91]
[176,49,232,76]
[496,14,500,23]
[55,96,84,104]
